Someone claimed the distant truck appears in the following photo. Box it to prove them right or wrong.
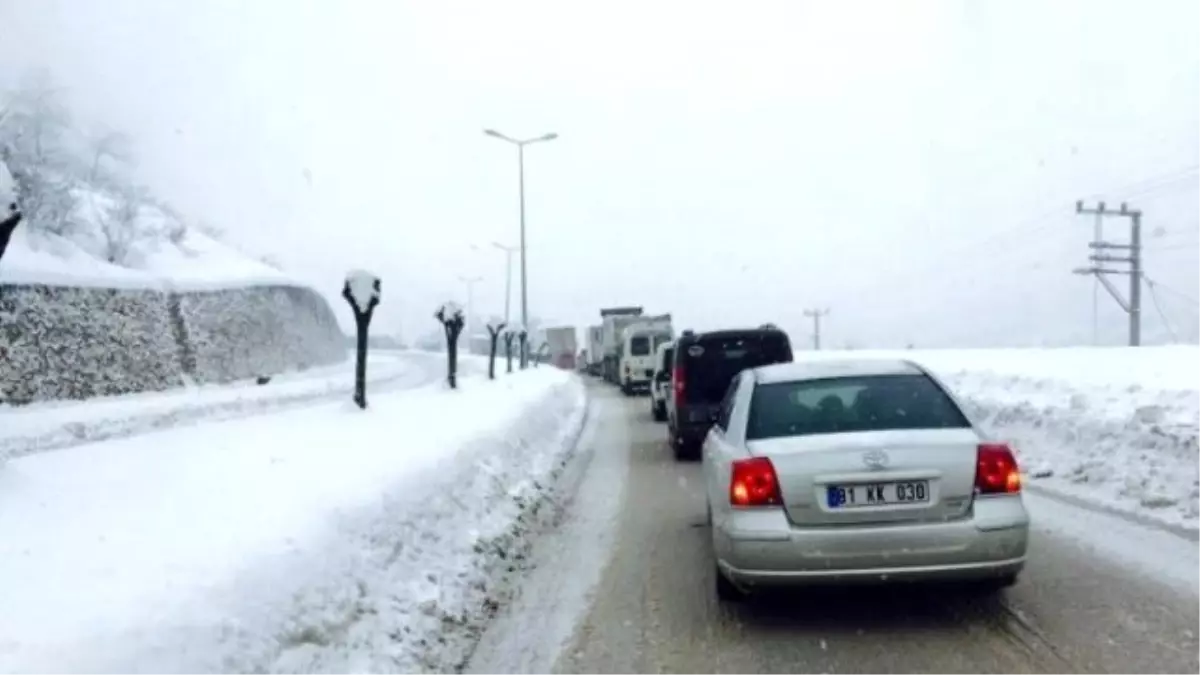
[544,326,578,370]
[585,324,604,376]
[617,314,673,395]
[599,306,644,384]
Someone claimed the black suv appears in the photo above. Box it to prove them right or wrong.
[667,327,793,460]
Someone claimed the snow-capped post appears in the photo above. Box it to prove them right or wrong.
[502,328,516,374]
[485,316,506,380]
[435,301,466,388]
[342,270,382,409]
[0,160,20,267]
[518,327,529,370]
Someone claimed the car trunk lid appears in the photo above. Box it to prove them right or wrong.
[746,428,979,526]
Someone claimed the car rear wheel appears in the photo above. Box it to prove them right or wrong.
[974,573,1019,594]
[652,402,666,422]
[715,565,747,603]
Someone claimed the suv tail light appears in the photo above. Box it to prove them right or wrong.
[975,443,1021,495]
[672,365,685,402]
[730,457,782,507]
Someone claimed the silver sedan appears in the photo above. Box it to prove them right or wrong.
[701,357,1030,602]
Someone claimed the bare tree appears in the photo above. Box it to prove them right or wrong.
[0,70,77,237]
[87,129,133,183]
[100,185,147,264]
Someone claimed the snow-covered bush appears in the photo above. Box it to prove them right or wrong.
[0,282,346,404]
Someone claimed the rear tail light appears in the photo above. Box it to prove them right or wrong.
[975,443,1022,495]
[672,365,685,402]
[730,457,783,507]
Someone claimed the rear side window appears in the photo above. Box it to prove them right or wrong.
[629,336,651,356]
[745,374,971,441]
[661,347,675,370]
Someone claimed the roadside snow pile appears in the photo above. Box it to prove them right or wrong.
[0,349,440,461]
[801,346,1200,531]
[0,365,586,674]
[926,348,1199,532]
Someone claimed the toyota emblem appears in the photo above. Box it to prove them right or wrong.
[862,449,889,470]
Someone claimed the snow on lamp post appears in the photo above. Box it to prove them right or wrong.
[342,270,381,410]
[435,301,466,389]
[502,327,516,374]
[485,316,506,380]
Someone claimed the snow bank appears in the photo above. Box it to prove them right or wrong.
[0,366,586,674]
[0,280,345,404]
[798,346,1200,531]
[0,349,440,461]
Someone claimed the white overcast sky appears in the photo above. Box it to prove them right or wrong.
[2,0,1197,347]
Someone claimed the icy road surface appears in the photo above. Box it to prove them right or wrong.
[469,382,1200,675]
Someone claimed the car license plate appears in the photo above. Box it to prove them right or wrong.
[826,481,930,508]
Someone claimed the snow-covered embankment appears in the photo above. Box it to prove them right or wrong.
[0,366,587,674]
[919,347,1199,533]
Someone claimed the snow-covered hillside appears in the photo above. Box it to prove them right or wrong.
[0,73,285,291]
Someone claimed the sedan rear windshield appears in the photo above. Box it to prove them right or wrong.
[746,374,971,441]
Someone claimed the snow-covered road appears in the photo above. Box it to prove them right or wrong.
[0,363,585,673]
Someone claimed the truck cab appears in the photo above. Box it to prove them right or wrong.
[619,328,673,395]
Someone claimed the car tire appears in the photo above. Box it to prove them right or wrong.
[715,565,747,603]
[652,402,666,422]
[674,438,698,462]
[974,573,1019,594]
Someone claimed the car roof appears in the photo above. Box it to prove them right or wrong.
[751,358,925,385]
[682,328,788,343]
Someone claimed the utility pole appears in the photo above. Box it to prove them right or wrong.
[1091,210,1102,344]
[803,308,830,350]
[1074,200,1142,346]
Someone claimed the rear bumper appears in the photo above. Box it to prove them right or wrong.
[714,495,1029,587]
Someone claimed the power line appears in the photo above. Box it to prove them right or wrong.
[1144,276,1199,307]
[1144,278,1180,342]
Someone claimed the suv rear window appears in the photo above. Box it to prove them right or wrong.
[681,332,792,402]
[629,336,651,356]
[745,374,971,441]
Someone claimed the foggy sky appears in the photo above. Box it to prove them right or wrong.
[2,0,1197,347]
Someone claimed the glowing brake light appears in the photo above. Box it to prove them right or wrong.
[730,457,782,507]
[975,443,1022,495]
[672,365,685,402]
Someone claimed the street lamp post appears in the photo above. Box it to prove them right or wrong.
[458,274,483,347]
[483,128,558,364]
[491,241,518,326]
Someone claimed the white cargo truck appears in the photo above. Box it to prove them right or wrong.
[599,306,644,384]
[544,326,578,370]
[617,314,673,395]
[586,324,604,376]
